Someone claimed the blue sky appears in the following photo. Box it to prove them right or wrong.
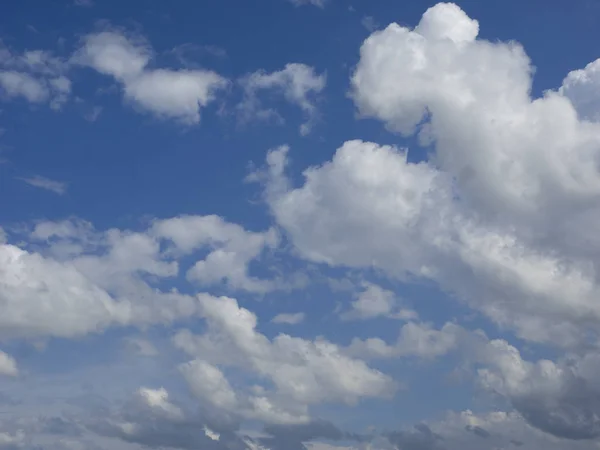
[2,0,600,449]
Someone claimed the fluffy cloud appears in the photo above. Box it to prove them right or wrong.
[0,215,278,340]
[260,8,600,347]
[0,44,71,108]
[151,215,280,293]
[346,322,467,360]
[0,351,17,377]
[73,30,227,124]
[238,64,326,135]
[476,341,600,440]
[174,295,397,424]
[561,58,600,122]
[339,282,417,321]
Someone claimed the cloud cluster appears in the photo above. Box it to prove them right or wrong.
[73,30,228,124]
[5,2,600,448]
[247,2,600,440]
[0,42,71,108]
[174,295,397,425]
[0,215,281,343]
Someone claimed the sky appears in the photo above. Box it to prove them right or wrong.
[2,0,600,449]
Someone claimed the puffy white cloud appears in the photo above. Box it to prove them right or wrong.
[0,351,18,377]
[0,214,278,340]
[346,322,466,360]
[16,175,68,195]
[271,313,305,325]
[152,215,279,293]
[0,71,48,102]
[239,64,326,135]
[260,6,600,346]
[0,44,71,108]
[339,282,417,321]
[73,31,227,124]
[174,295,397,424]
[561,58,600,122]
[135,388,184,421]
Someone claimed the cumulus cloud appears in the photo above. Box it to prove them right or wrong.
[346,322,467,360]
[151,215,279,293]
[244,4,600,439]
[0,215,278,340]
[0,351,18,377]
[339,282,417,321]
[476,341,600,440]
[85,387,247,450]
[73,30,227,124]
[174,295,397,424]
[238,64,326,135]
[0,43,71,108]
[260,19,600,348]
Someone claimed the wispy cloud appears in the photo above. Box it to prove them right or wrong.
[17,175,68,195]
[271,312,305,325]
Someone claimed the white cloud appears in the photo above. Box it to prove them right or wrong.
[0,351,18,377]
[239,63,326,135]
[339,282,417,321]
[135,387,184,421]
[561,58,600,122]
[258,2,600,349]
[476,341,600,440]
[74,0,94,6]
[174,294,397,424]
[17,175,68,195]
[271,313,305,325]
[152,215,279,293]
[346,321,465,360]
[73,30,227,124]
[0,215,278,340]
[0,71,48,102]
[0,45,71,108]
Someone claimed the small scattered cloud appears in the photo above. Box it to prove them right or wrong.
[361,16,379,32]
[0,351,18,377]
[17,175,68,195]
[84,105,102,122]
[271,312,305,325]
[339,282,417,321]
[288,0,328,8]
[238,63,326,135]
[72,30,228,124]
[74,0,94,7]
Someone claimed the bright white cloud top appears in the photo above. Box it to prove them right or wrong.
[1,1,600,449]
